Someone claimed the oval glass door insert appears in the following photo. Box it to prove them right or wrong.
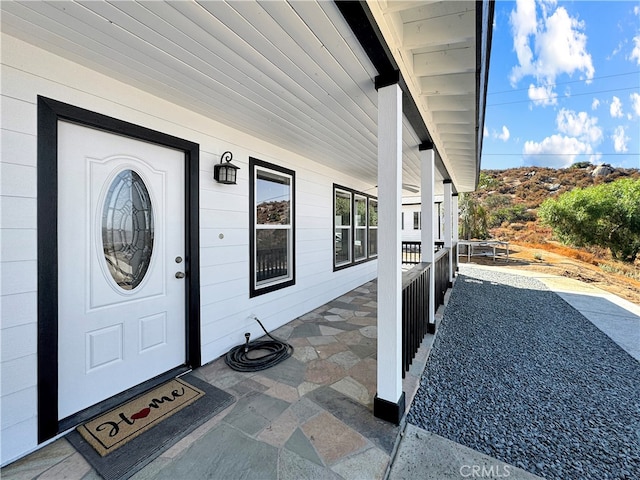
[102,169,154,290]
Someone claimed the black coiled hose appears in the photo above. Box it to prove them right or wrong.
[224,316,294,372]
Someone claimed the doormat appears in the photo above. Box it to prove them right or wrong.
[67,374,234,480]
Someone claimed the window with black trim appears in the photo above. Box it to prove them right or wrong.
[250,158,295,297]
[354,194,367,261]
[334,188,352,266]
[413,211,421,230]
[368,199,378,257]
[333,184,377,270]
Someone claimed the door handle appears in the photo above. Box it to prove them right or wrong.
[175,272,185,279]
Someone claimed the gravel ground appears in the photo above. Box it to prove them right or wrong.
[407,266,640,480]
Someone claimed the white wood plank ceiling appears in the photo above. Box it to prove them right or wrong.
[1,0,488,193]
[368,0,482,192]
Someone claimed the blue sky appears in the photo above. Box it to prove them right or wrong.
[481,0,640,170]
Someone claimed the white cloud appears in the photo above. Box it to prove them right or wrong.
[536,6,595,81]
[630,92,640,117]
[610,41,624,58]
[591,98,600,110]
[484,126,489,137]
[528,84,558,106]
[630,36,640,65]
[510,0,537,80]
[610,96,624,118]
[521,107,605,169]
[497,126,511,142]
[635,6,640,16]
[556,109,602,144]
[523,134,592,168]
[612,126,629,153]
[509,0,594,105]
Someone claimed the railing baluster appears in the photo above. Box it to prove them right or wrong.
[401,248,452,375]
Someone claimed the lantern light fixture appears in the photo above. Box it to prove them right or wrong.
[213,151,240,185]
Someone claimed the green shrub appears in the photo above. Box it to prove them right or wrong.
[539,178,640,262]
[490,204,535,227]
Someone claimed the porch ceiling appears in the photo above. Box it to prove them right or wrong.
[367,0,483,193]
[1,1,487,194]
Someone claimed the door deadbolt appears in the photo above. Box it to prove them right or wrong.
[175,256,183,264]
[175,272,185,279]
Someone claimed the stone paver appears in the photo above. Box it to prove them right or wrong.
[0,277,447,480]
[300,412,367,465]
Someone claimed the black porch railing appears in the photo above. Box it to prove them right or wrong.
[401,263,429,377]
[401,247,451,377]
[434,248,450,310]
[401,241,445,265]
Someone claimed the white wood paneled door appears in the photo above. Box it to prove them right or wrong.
[57,121,186,419]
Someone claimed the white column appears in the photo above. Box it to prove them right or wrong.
[452,193,459,273]
[420,146,436,327]
[375,81,403,418]
[443,180,453,284]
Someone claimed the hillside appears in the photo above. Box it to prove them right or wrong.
[460,164,640,304]
[466,164,640,243]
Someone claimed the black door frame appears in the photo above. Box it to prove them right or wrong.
[37,96,201,442]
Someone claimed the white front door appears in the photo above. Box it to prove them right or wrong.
[57,121,186,419]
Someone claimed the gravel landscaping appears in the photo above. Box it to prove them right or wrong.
[407,266,640,480]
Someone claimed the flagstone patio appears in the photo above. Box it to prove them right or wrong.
[2,279,436,480]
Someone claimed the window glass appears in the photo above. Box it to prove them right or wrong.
[256,170,290,225]
[354,195,367,260]
[413,211,421,230]
[335,189,351,265]
[368,199,378,257]
[255,229,289,283]
[102,169,153,290]
[333,185,377,269]
[251,160,295,296]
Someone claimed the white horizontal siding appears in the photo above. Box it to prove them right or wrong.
[0,197,37,229]
[2,130,37,167]
[1,387,37,431]
[0,292,36,330]
[1,229,37,262]
[1,324,37,363]
[0,33,377,465]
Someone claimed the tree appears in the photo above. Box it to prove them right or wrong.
[539,178,640,262]
[459,193,489,240]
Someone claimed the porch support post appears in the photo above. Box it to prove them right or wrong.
[443,180,453,286]
[419,144,436,331]
[452,193,459,272]
[373,76,405,424]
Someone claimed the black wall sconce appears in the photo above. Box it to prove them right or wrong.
[214,151,240,185]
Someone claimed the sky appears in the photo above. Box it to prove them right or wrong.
[481,0,640,170]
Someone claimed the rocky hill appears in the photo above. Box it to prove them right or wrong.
[468,164,640,244]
